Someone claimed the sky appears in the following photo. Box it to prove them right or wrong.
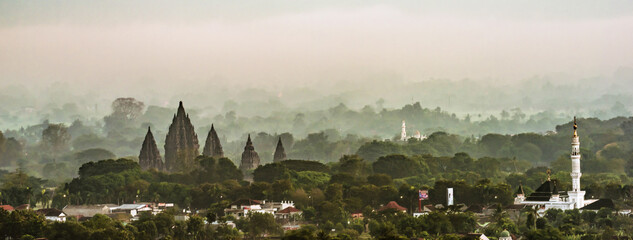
[1,1,632,93]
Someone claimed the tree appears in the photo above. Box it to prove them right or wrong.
[337,155,369,179]
[0,210,45,239]
[44,221,90,240]
[243,212,281,239]
[111,97,145,120]
[77,158,140,178]
[104,97,145,135]
[187,215,205,239]
[367,174,393,186]
[316,201,345,224]
[373,155,422,179]
[74,148,116,165]
[0,137,24,166]
[253,163,290,183]
[479,134,510,157]
[356,140,403,161]
[282,225,317,240]
[41,123,71,155]
[195,157,243,183]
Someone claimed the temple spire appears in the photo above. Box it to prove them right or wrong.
[273,137,287,163]
[202,124,224,158]
[139,126,164,171]
[240,134,260,172]
[164,101,200,172]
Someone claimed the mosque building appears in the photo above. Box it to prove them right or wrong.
[514,118,599,213]
[401,120,427,141]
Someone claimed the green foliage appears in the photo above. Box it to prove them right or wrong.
[373,155,423,179]
[253,163,290,182]
[356,140,404,162]
[44,221,90,240]
[336,155,371,179]
[283,225,317,240]
[0,169,46,206]
[281,160,330,173]
[74,148,116,166]
[195,156,243,183]
[240,212,281,239]
[78,158,140,178]
[290,171,330,190]
[367,174,393,186]
[0,209,45,239]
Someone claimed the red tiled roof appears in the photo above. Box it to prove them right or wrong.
[378,201,407,212]
[277,207,301,214]
[0,205,14,211]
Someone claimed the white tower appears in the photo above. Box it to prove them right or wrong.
[567,117,585,208]
[401,120,407,141]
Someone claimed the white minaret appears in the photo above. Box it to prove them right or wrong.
[568,117,585,208]
[401,120,407,141]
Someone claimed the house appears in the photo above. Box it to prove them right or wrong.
[224,199,296,219]
[275,207,302,220]
[63,204,115,218]
[36,208,66,222]
[351,211,364,220]
[413,204,435,217]
[378,201,407,213]
[110,204,152,218]
[0,205,14,211]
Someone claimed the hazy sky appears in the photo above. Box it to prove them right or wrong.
[1,1,632,91]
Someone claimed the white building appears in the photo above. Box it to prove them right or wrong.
[400,120,427,141]
[224,199,296,219]
[63,204,116,218]
[110,203,153,218]
[401,120,407,141]
[36,208,67,222]
[515,118,598,213]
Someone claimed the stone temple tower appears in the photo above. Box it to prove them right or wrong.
[567,117,585,208]
[202,124,224,158]
[139,126,163,171]
[240,134,261,172]
[401,120,407,141]
[273,137,287,163]
[164,101,200,172]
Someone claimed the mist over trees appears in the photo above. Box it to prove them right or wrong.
[1,92,633,238]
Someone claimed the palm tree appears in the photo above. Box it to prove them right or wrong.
[523,205,538,229]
